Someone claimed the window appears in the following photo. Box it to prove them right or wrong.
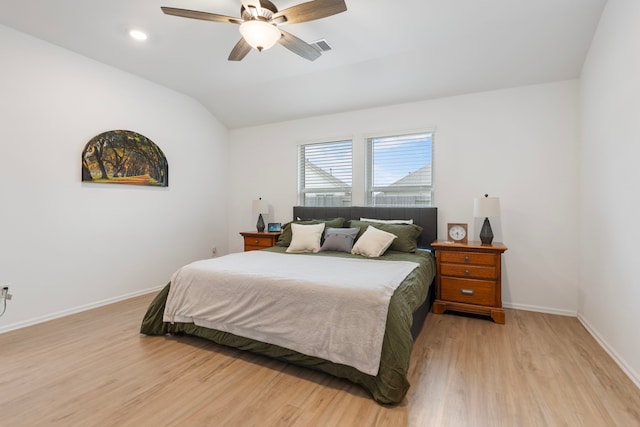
[298,140,352,207]
[366,132,433,207]
[297,133,433,207]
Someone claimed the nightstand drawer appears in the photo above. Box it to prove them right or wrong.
[440,251,495,266]
[240,231,282,252]
[440,278,496,306]
[440,263,497,280]
[247,236,274,248]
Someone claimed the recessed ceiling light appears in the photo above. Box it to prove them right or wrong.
[129,29,148,41]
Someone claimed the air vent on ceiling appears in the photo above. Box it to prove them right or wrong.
[311,39,333,52]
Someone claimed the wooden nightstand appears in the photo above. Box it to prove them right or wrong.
[431,240,508,324]
[240,231,281,252]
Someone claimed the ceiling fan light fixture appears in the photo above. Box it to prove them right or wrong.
[239,20,281,51]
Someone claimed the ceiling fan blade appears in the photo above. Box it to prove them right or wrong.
[272,0,347,25]
[228,38,252,61]
[279,30,321,61]
[161,7,243,25]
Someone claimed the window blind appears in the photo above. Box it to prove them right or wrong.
[366,133,433,207]
[298,140,352,207]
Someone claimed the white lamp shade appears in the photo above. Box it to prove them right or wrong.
[239,20,281,51]
[252,199,269,214]
[474,196,500,218]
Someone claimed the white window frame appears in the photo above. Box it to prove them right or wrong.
[298,139,353,207]
[365,132,434,207]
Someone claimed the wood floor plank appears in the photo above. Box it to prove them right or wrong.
[1,293,639,426]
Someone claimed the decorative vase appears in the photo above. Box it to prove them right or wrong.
[479,217,493,244]
[256,213,265,232]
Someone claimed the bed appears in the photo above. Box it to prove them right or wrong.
[141,206,437,404]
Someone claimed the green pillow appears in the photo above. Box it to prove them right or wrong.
[276,217,345,247]
[348,220,423,253]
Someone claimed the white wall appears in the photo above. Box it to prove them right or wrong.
[579,0,640,386]
[229,81,580,315]
[0,25,229,331]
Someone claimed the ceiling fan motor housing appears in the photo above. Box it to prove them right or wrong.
[241,0,278,20]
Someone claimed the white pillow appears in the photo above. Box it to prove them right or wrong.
[360,217,414,225]
[286,223,325,253]
[351,226,397,257]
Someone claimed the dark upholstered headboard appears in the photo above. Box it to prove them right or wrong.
[292,206,438,249]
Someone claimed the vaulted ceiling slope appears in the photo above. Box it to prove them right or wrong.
[0,0,606,129]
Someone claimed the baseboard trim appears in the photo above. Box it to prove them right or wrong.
[577,314,640,390]
[0,285,164,335]
[503,302,577,317]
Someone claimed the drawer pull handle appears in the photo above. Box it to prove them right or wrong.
[461,289,475,295]
[464,270,470,275]
[254,239,259,244]
[464,256,470,261]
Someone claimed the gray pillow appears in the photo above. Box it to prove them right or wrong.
[319,227,360,253]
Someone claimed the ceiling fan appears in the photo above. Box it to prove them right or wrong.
[161,0,347,62]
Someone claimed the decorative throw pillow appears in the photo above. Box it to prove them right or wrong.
[348,220,423,253]
[286,223,326,253]
[319,227,360,253]
[351,226,397,257]
[276,218,345,247]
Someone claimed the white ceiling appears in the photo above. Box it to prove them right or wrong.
[0,0,606,129]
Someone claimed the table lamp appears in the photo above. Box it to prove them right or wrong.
[252,198,268,232]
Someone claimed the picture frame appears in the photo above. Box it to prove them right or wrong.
[267,222,282,232]
[82,129,168,187]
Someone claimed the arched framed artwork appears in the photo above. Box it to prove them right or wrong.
[81,130,168,187]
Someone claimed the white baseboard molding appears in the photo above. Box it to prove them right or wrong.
[503,302,577,317]
[0,285,164,335]
[577,314,640,390]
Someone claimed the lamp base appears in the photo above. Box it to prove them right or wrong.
[479,217,494,245]
[256,213,265,232]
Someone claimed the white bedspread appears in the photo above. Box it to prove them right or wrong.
[163,250,418,375]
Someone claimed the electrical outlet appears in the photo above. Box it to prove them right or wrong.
[211,246,217,256]
[1,286,10,300]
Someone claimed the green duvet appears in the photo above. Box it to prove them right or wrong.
[140,247,435,404]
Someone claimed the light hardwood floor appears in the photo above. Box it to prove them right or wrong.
[1,293,639,427]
